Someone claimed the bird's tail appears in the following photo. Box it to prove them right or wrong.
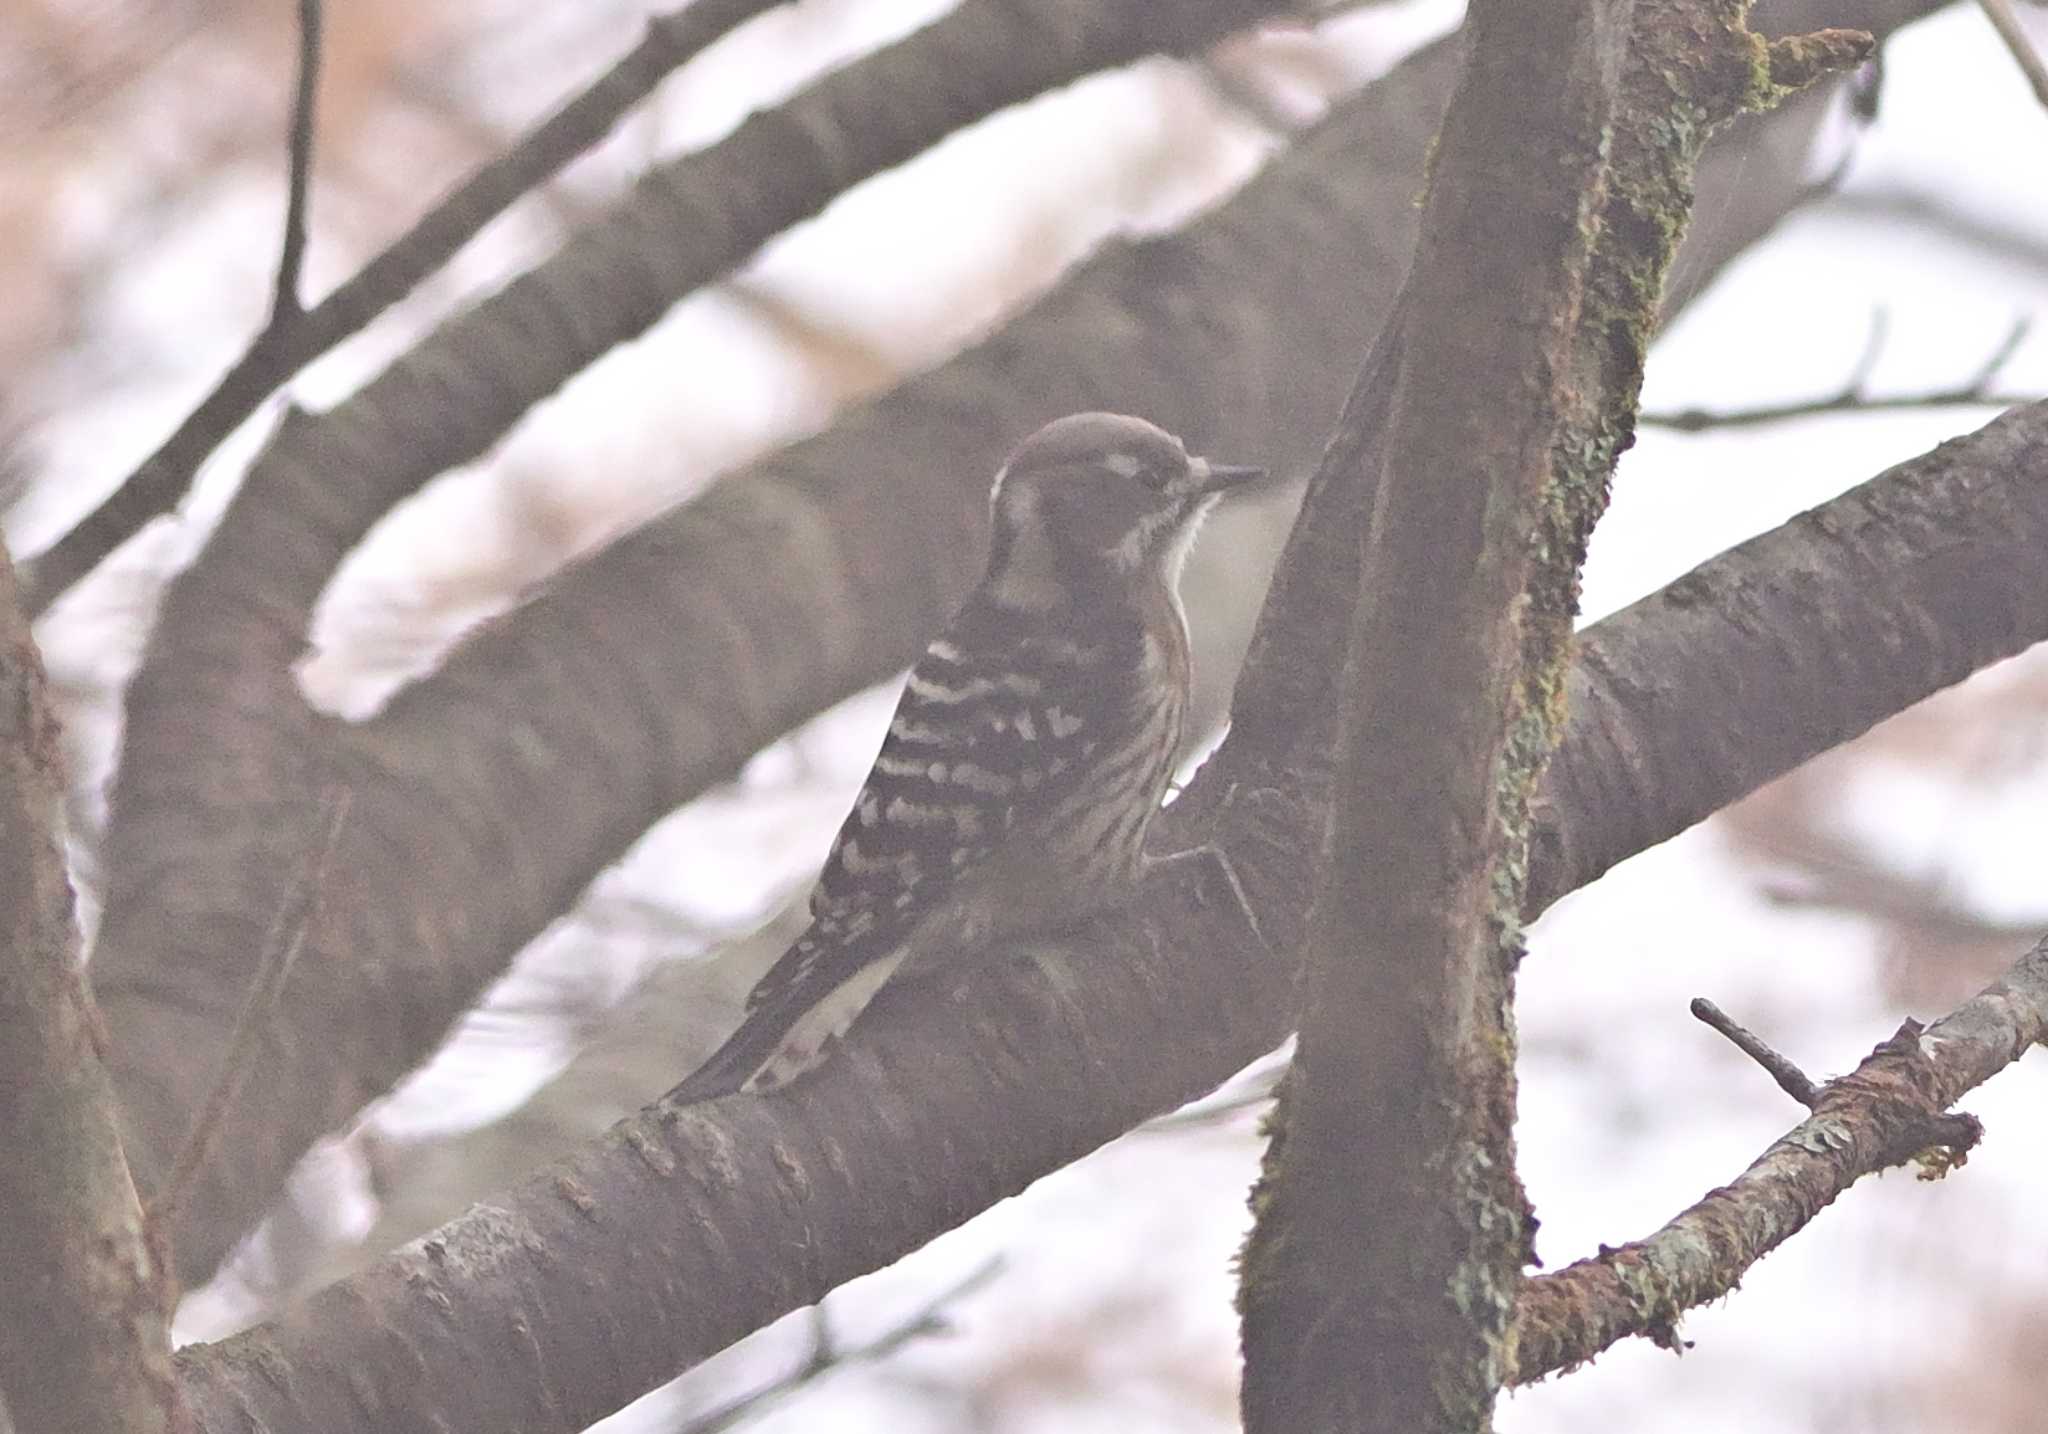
[664,950,907,1106]
[663,1023,772,1106]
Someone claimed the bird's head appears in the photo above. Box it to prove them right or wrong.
[983,412,1265,611]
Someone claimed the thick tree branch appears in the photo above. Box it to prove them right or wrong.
[173,853,1291,1434]
[1237,3,1874,1423]
[1527,397,2048,912]
[20,0,791,616]
[149,787,349,1239]
[1237,0,1630,1421]
[1511,935,2048,1383]
[0,545,177,1433]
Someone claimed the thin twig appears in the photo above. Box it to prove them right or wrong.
[675,1257,1003,1433]
[1829,187,2048,277]
[1979,0,2048,110]
[19,0,785,617]
[1641,316,2039,431]
[1964,313,2033,388]
[149,786,351,1231]
[270,0,323,326]
[1689,997,1820,1107]
[1641,386,2043,430]
[1842,307,1889,394]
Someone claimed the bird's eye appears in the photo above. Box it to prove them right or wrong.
[1101,450,1177,491]
[1104,452,1170,490]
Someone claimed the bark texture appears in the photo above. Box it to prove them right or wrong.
[1235,0,1631,1423]
[0,548,178,1434]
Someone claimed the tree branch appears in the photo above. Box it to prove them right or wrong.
[1511,935,2048,1383]
[0,543,178,1432]
[674,1257,1002,1433]
[1689,996,1822,1106]
[268,0,323,327]
[1641,316,2040,430]
[1237,0,1632,1419]
[1977,0,2048,109]
[19,0,791,616]
[1525,397,2048,913]
[1238,3,1876,1421]
[149,786,350,1239]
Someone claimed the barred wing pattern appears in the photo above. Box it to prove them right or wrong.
[666,604,1140,1101]
[749,612,1125,1012]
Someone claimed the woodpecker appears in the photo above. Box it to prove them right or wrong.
[667,412,1266,1103]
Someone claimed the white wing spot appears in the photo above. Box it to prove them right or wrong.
[885,796,950,825]
[909,672,1006,704]
[927,638,963,662]
[948,761,1015,795]
[1047,707,1085,739]
[1012,710,1037,741]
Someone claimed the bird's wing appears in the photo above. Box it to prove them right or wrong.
[667,626,1118,1103]
[740,622,1114,1018]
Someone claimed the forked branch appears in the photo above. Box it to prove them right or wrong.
[1512,936,2048,1382]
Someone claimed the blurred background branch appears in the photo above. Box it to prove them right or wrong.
[18,0,790,616]
[1640,315,2040,429]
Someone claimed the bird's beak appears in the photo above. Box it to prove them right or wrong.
[1188,456,1268,496]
